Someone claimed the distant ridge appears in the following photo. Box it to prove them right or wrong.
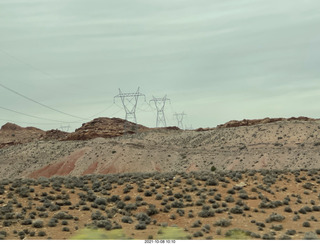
[217,116,317,128]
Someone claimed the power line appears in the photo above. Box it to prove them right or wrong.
[0,49,59,81]
[0,105,72,123]
[0,118,61,125]
[86,103,114,119]
[0,82,85,120]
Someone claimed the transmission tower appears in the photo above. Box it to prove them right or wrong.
[174,112,186,129]
[59,124,70,132]
[114,87,146,132]
[149,95,170,127]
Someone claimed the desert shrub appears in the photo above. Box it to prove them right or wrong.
[286,229,296,235]
[5,212,14,220]
[147,204,159,216]
[230,206,243,214]
[265,213,285,223]
[81,206,90,211]
[315,229,320,235]
[238,193,249,200]
[171,201,184,208]
[32,220,44,228]
[174,193,183,199]
[304,206,313,212]
[48,218,58,227]
[284,207,292,213]
[262,233,275,240]
[214,218,231,227]
[38,231,46,237]
[303,221,311,227]
[191,220,202,228]
[94,198,107,206]
[312,206,320,212]
[198,207,215,218]
[170,214,176,220]
[225,195,235,203]
[292,214,300,221]
[38,212,49,218]
[135,223,146,230]
[21,219,32,225]
[214,194,222,201]
[121,216,133,224]
[135,213,151,224]
[49,204,61,212]
[87,193,97,202]
[304,232,318,240]
[135,195,143,202]
[271,224,283,231]
[124,203,137,212]
[123,195,131,201]
[168,196,175,201]
[195,200,205,206]
[95,220,112,230]
[303,183,313,190]
[62,227,70,232]
[91,203,99,209]
[53,211,73,220]
[212,202,220,209]
[188,212,194,218]
[206,178,218,186]
[176,209,185,217]
[155,194,163,200]
[254,222,264,229]
[144,190,153,197]
[193,231,203,237]
[92,211,106,221]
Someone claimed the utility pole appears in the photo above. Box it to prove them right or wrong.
[114,87,146,132]
[149,95,170,127]
[174,112,186,129]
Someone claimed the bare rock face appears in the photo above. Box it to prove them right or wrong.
[41,129,70,140]
[1,123,24,130]
[0,123,45,148]
[217,117,317,128]
[65,117,149,140]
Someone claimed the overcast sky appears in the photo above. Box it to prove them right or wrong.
[1,0,320,131]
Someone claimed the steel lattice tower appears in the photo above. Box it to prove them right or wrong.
[174,112,186,129]
[114,87,146,132]
[149,95,170,127]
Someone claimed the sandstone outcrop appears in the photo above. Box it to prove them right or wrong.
[65,117,149,140]
[217,116,317,128]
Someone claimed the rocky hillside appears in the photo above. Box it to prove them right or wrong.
[0,117,320,179]
[0,123,45,148]
[65,117,149,140]
[217,116,316,128]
